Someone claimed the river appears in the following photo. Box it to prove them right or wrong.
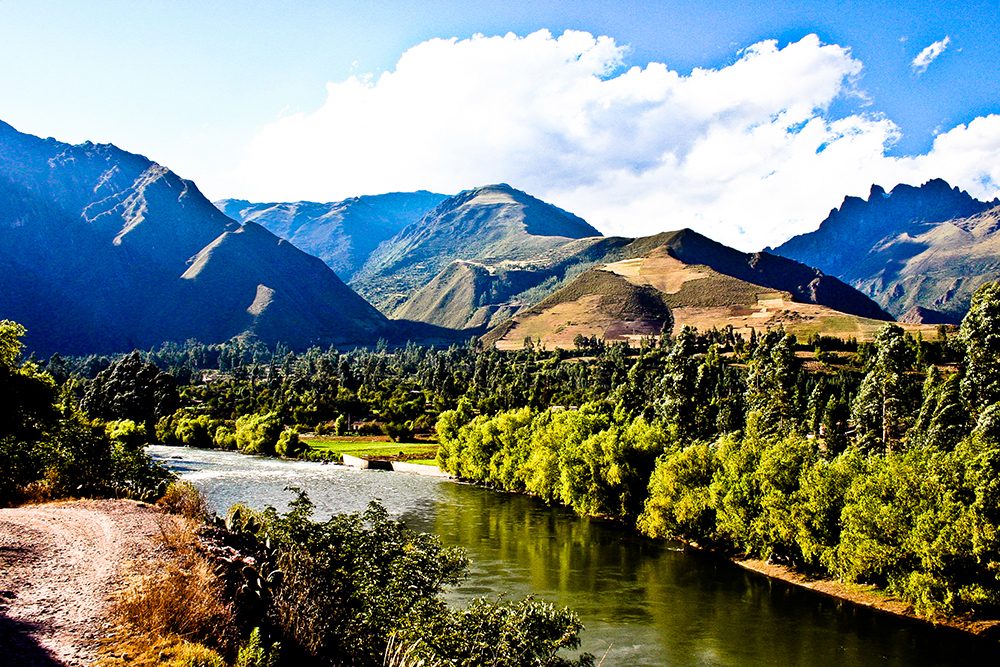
[149,445,1000,666]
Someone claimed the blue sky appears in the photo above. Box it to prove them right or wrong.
[1,0,997,248]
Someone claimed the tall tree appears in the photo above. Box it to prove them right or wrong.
[960,281,1000,418]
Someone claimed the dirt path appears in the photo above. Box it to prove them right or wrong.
[0,500,174,666]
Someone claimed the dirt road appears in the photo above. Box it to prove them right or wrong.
[0,500,173,666]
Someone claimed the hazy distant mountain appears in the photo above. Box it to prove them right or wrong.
[351,184,603,313]
[216,191,446,280]
[772,180,1000,319]
[0,120,390,355]
[484,228,893,349]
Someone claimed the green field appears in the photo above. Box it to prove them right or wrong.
[304,438,439,462]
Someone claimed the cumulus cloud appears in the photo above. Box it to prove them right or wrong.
[232,30,1000,250]
[911,36,951,75]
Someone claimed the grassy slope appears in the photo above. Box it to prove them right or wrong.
[490,247,939,349]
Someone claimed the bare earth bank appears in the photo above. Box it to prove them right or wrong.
[735,557,1000,639]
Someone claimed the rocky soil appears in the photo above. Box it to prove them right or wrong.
[0,500,176,666]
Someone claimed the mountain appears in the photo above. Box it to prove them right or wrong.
[350,184,603,313]
[482,268,675,349]
[484,229,895,349]
[771,180,1000,319]
[392,236,622,330]
[216,191,446,280]
[0,120,390,355]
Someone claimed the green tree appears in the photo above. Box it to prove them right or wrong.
[851,325,917,451]
[82,351,179,432]
[960,281,1000,417]
[235,412,283,455]
[638,442,717,540]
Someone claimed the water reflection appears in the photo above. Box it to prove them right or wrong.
[151,446,1000,666]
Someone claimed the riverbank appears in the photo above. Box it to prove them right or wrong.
[733,557,1000,640]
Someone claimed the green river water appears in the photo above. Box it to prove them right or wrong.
[149,446,1000,666]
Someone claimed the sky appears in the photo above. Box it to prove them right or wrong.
[1,0,998,250]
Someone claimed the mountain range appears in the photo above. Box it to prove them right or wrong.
[0,120,390,356]
[2,119,994,356]
[216,191,446,281]
[772,179,1000,323]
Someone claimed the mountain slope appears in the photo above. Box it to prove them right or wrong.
[485,229,895,349]
[772,180,1000,318]
[393,236,622,330]
[216,191,446,280]
[0,120,390,355]
[351,184,603,313]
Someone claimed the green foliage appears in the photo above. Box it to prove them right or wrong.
[275,428,304,458]
[960,281,1000,416]
[638,442,717,540]
[425,596,593,667]
[81,351,179,430]
[222,494,589,667]
[235,627,281,667]
[851,325,919,451]
[0,321,169,505]
[235,412,283,455]
[0,320,27,368]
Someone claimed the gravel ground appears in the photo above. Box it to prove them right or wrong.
[0,500,175,666]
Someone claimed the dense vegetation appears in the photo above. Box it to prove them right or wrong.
[435,283,1000,618]
[0,321,169,505]
[215,492,592,667]
[1,323,593,666]
[13,283,1000,627]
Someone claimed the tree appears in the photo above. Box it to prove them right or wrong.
[960,281,1000,417]
[638,442,717,540]
[743,330,799,437]
[851,325,917,452]
[82,351,179,432]
[235,412,283,455]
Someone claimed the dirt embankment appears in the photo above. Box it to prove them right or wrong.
[0,500,180,666]
[734,557,1000,639]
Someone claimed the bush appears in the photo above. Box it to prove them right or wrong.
[221,493,591,667]
[214,424,237,450]
[101,518,235,667]
[235,412,283,455]
[158,481,210,522]
[275,429,305,458]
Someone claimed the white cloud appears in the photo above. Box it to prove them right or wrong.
[911,36,951,75]
[230,30,1000,251]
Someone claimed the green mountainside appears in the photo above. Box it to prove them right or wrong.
[216,191,446,280]
[350,184,603,313]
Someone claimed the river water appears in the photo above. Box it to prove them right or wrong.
[149,446,1000,666]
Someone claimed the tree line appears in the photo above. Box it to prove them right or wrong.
[435,284,1000,618]
[12,283,1000,622]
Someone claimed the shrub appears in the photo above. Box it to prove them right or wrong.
[101,519,236,666]
[275,429,305,458]
[158,481,210,522]
[235,412,283,455]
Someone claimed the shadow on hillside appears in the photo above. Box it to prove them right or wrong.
[0,613,62,666]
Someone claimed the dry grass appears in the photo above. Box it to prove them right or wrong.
[157,480,210,522]
[99,492,235,666]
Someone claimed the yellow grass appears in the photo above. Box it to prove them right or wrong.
[99,498,235,666]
